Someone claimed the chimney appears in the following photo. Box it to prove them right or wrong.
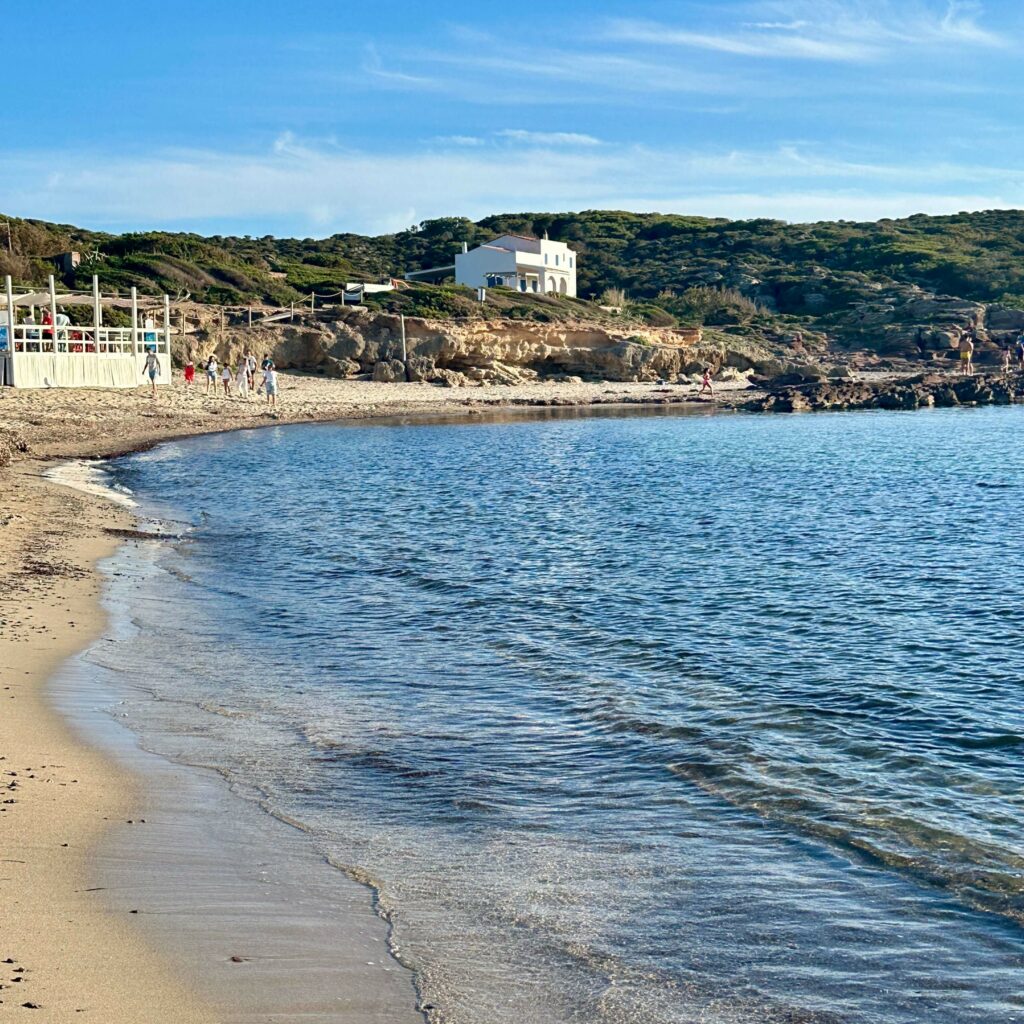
[462,242,469,253]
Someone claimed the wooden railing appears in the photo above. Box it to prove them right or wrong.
[8,324,172,356]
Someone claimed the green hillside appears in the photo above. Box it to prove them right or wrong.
[3,208,1023,346]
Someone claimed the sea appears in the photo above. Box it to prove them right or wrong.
[74,405,1024,1023]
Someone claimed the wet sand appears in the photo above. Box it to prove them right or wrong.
[0,465,219,1021]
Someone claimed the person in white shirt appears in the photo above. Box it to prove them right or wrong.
[235,360,250,399]
[263,364,278,408]
[205,355,218,395]
[221,364,233,396]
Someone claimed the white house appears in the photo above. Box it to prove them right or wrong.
[458,235,577,297]
[406,234,578,297]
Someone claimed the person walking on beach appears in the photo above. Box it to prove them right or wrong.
[142,348,161,397]
[204,355,218,395]
[257,354,273,394]
[263,362,278,408]
[1016,332,1024,371]
[698,367,714,397]
[221,363,233,396]
[235,359,250,399]
[245,351,257,391]
[184,359,195,387]
[958,327,975,375]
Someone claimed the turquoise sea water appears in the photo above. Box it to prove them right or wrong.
[85,406,1024,1023]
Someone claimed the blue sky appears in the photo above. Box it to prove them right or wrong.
[3,0,1022,236]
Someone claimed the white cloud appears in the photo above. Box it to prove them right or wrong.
[0,137,1020,236]
[607,2,1005,62]
[609,21,875,61]
[433,135,485,147]
[496,130,602,147]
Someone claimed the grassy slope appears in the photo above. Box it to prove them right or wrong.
[2,208,1023,339]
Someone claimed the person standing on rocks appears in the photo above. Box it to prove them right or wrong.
[958,327,975,376]
[1016,332,1024,371]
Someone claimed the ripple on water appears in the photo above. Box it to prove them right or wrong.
[95,408,1024,1024]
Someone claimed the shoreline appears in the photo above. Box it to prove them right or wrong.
[0,377,726,1023]
[0,463,220,1021]
[1,457,424,1023]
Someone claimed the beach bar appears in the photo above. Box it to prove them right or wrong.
[0,274,173,388]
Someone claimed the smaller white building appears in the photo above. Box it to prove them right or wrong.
[457,235,577,297]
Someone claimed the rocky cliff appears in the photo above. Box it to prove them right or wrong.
[174,308,809,385]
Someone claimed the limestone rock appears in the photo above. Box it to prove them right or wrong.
[372,359,407,383]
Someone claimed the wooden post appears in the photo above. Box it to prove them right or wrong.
[4,275,14,371]
[92,274,101,354]
[48,274,58,351]
[131,286,139,354]
[310,292,315,314]
[247,306,252,329]
[399,314,407,363]
[290,301,295,322]
[163,294,171,357]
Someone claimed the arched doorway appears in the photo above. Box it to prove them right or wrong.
[559,278,568,295]
[548,276,557,293]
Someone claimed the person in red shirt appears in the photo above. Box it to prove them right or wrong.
[184,359,195,386]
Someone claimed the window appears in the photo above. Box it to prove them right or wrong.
[555,254,560,266]
[532,279,539,292]
[544,254,548,264]
[519,278,527,292]
[570,257,574,269]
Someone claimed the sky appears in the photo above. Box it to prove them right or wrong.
[2,0,1022,237]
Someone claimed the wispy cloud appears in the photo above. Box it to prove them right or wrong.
[496,130,602,146]
[607,2,1005,62]
[433,135,486,147]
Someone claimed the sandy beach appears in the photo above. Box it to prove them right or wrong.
[0,463,221,1021]
[0,372,742,460]
[0,374,728,1022]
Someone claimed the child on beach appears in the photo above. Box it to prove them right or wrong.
[263,363,278,408]
[184,359,195,386]
[221,364,233,396]
[698,367,714,397]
